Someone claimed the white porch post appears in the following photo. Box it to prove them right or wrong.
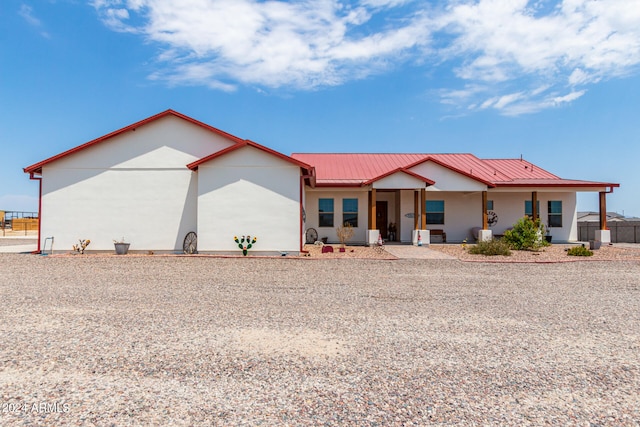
[367,188,379,245]
[412,188,429,246]
[595,191,611,244]
[478,190,492,241]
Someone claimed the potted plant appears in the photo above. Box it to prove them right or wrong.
[113,237,130,255]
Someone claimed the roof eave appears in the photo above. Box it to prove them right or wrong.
[493,182,620,189]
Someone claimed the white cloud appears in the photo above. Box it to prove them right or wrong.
[91,0,640,114]
[19,4,51,38]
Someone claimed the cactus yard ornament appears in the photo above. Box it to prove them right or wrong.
[234,235,257,256]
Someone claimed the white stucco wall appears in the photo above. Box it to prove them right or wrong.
[410,161,487,192]
[303,188,580,244]
[196,146,302,254]
[40,115,236,252]
[304,189,369,244]
[372,173,427,189]
[418,190,578,242]
[487,191,578,242]
[400,190,416,243]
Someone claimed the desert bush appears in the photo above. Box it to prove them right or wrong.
[502,217,550,251]
[336,222,354,247]
[468,239,512,256]
[567,245,593,257]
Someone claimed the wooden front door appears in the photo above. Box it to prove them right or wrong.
[376,201,388,238]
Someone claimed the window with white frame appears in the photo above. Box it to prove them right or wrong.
[318,198,334,227]
[547,201,562,227]
[342,198,358,227]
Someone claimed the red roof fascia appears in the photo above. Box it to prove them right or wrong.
[23,110,245,175]
[363,168,435,186]
[187,140,314,175]
[314,182,363,188]
[405,156,496,187]
[494,180,620,188]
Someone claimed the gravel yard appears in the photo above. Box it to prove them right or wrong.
[1,254,639,426]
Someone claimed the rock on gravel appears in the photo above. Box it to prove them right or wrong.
[1,254,639,426]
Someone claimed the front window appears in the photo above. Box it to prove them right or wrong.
[548,201,562,227]
[426,200,445,225]
[318,198,334,227]
[342,198,358,227]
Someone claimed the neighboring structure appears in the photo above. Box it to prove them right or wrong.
[578,212,640,243]
[24,110,619,254]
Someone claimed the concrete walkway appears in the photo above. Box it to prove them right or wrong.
[0,237,38,253]
[383,244,457,260]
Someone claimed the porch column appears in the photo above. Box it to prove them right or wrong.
[477,190,492,242]
[371,188,377,229]
[367,189,379,245]
[531,191,538,221]
[482,191,488,229]
[368,191,372,229]
[596,191,611,244]
[420,188,426,230]
[599,191,607,231]
[413,191,419,230]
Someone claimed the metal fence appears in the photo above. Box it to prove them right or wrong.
[578,221,640,243]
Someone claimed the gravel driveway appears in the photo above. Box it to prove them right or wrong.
[1,254,639,426]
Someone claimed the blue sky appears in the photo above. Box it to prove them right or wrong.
[2,0,639,217]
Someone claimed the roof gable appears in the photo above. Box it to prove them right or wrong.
[364,168,435,188]
[24,110,245,175]
[188,140,314,176]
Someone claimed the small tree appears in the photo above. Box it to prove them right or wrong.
[336,222,355,248]
[503,217,550,251]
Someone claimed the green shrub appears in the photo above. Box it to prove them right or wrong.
[567,245,593,257]
[502,217,550,251]
[468,239,512,256]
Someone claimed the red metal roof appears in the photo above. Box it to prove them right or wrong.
[290,153,427,185]
[187,139,314,175]
[290,153,619,189]
[24,110,246,175]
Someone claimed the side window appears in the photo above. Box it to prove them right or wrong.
[318,198,334,227]
[342,198,358,227]
[426,200,445,225]
[548,201,562,227]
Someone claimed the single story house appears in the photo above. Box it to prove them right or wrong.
[24,110,619,254]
